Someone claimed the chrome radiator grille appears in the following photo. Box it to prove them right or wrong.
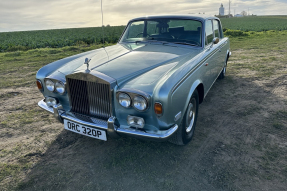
[67,78,112,120]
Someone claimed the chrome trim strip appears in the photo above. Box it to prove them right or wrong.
[38,99,54,113]
[115,124,178,140]
[174,111,182,122]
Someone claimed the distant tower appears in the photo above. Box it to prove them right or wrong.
[219,4,225,16]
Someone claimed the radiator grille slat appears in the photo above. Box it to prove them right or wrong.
[67,78,111,121]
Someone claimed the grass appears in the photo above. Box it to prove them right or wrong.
[0,44,113,89]
[0,163,31,181]
[227,30,287,78]
[1,108,39,129]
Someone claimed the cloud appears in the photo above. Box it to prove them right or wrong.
[0,0,286,32]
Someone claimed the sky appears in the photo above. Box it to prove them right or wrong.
[0,0,286,32]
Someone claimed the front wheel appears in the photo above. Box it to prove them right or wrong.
[169,89,199,145]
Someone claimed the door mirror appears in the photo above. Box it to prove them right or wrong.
[212,37,219,44]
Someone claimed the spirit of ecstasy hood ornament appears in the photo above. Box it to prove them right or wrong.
[84,58,91,73]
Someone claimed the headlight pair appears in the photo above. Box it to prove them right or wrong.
[45,79,66,94]
[118,92,147,111]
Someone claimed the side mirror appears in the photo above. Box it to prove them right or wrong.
[212,37,219,44]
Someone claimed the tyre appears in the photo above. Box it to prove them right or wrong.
[218,60,227,79]
[169,89,199,145]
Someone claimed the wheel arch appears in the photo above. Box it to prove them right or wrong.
[169,80,202,145]
[226,50,231,64]
[183,80,204,115]
[196,83,204,104]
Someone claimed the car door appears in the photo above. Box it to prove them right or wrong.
[213,19,226,74]
[202,19,219,93]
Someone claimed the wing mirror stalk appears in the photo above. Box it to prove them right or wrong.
[208,37,220,50]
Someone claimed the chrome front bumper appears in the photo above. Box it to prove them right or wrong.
[38,99,178,141]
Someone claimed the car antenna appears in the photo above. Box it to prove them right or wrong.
[101,0,109,60]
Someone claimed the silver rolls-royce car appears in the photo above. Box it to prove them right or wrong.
[36,15,231,145]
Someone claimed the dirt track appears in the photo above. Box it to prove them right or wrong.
[1,37,287,190]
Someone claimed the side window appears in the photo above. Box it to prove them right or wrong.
[213,20,220,39]
[205,20,213,45]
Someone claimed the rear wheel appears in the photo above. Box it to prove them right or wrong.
[169,89,199,145]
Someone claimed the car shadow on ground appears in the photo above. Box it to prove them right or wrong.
[18,75,287,191]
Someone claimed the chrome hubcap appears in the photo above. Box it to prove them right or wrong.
[186,99,196,133]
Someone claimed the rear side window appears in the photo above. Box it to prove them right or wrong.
[205,20,213,45]
[213,20,220,38]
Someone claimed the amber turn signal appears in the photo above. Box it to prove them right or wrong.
[36,80,43,91]
[154,102,163,115]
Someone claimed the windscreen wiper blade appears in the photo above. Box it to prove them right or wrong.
[146,40,169,44]
[172,42,198,46]
[135,40,146,43]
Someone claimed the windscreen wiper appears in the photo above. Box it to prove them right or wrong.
[146,39,168,43]
[135,40,146,43]
[172,42,198,46]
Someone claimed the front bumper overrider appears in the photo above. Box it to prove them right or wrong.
[38,99,178,141]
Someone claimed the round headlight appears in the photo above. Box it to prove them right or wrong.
[118,93,131,108]
[133,96,147,111]
[45,79,54,92]
[55,81,65,94]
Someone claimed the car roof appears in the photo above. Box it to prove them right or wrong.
[129,14,218,22]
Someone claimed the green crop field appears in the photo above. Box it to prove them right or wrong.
[0,15,287,52]
[0,26,125,52]
[221,15,287,31]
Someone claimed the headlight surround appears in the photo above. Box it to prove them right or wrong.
[55,81,65,94]
[118,93,131,108]
[45,79,55,92]
[133,96,147,111]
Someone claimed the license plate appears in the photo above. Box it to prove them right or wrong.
[64,119,107,141]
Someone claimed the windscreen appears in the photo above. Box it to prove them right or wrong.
[120,18,202,46]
